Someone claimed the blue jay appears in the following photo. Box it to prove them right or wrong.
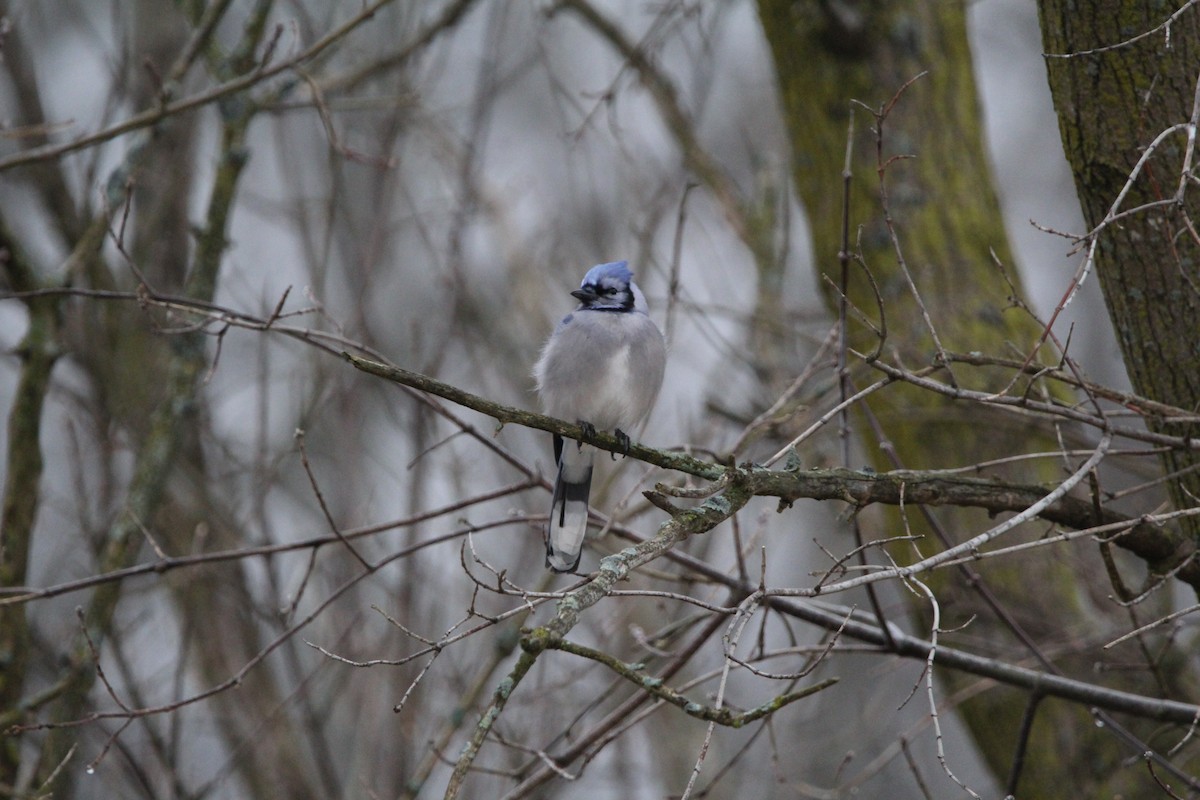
[534,261,667,572]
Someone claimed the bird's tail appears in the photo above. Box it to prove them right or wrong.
[546,438,593,572]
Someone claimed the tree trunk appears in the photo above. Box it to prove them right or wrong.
[756,1,1156,794]
[1039,0,1200,548]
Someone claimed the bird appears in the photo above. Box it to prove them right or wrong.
[534,261,667,572]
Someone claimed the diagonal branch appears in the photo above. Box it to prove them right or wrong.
[0,0,481,173]
[549,638,838,727]
[344,352,1200,590]
[442,475,756,798]
[652,546,1200,726]
[550,0,748,237]
[344,352,724,480]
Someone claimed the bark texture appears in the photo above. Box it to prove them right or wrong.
[756,2,1162,795]
[1039,0,1200,544]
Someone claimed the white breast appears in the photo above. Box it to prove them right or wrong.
[579,344,639,431]
[535,308,666,434]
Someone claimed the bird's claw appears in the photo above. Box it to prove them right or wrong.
[613,428,632,460]
[576,420,597,450]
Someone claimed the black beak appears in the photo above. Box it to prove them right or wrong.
[571,287,598,302]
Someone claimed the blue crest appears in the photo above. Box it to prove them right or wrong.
[581,260,633,287]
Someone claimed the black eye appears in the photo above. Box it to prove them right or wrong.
[603,287,618,296]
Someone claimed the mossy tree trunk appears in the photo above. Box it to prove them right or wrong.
[0,4,333,795]
[1039,0,1200,546]
[756,2,1164,794]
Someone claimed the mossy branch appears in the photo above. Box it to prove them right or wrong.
[442,474,755,798]
[344,353,1200,590]
[550,637,838,728]
[344,352,724,481]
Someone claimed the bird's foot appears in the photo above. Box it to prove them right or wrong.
[576,420,597,449]
[613,428,632,459]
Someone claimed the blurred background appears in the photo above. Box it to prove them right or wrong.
[0,1,1155,798]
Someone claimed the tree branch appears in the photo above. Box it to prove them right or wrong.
[653,547,1200,726]
[0,0,481,173]
[344,353,1200,590]
[443,474,757,797]
[549,638,838,727]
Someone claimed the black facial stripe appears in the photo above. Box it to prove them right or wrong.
[577,276,635,311]
[583,284,633,310]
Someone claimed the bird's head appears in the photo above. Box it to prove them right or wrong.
[571,260,643,312]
